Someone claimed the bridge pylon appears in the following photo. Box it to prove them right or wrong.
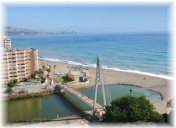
[93,55,106,117]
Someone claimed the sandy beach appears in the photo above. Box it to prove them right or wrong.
[39,60,173,114]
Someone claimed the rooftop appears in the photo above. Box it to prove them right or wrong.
[69,71,81,76]
[4,48,37,52]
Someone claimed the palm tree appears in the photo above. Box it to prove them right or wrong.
[47,68,51,74]
[38,68,44,75]
[42,65,46,70]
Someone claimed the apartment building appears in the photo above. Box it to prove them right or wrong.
[2,37,11,49]
[2,48,38,83]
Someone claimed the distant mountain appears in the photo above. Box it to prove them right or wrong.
[3,26,81,36]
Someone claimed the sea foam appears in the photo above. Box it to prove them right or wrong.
[39,57,173,80]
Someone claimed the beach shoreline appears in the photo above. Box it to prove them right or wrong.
[39,60,173,114]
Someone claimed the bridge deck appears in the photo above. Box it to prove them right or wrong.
[57,84,103,109]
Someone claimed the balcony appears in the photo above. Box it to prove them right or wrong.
[18,68,26,71]
[9,65,17,68]
[8,59,17,61]
[17,65,26,68]
[18,72,26,75]
[7,55,16,58]
[10,75,18,78]
[17,57,24,60]
[2,74,9,77]
[9,72,17,75]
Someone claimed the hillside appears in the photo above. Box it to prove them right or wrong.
[3,26,81,36]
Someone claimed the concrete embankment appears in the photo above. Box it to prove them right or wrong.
[5,115,89,127]
[3,91,53,101]
[3,84,57,101]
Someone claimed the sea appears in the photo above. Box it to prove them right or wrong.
[11,32,171,79]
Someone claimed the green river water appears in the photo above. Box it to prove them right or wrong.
[5,84,162,122]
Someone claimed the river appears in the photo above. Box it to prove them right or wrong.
[5,84,162,122]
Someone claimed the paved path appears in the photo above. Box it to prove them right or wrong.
[4,116,89,128]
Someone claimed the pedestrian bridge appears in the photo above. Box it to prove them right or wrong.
[55,84,105,118]
[49,55,106,119]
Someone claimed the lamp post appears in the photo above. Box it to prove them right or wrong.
[130,89,132,96]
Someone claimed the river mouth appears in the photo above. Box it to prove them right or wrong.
[66,84,162,110]
[5,84,162,123]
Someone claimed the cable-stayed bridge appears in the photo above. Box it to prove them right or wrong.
[55,83,105,118]
[53,55,108,119]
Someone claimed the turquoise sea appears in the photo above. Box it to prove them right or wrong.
[11,32,170,78]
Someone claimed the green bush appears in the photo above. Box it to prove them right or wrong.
[7,79,18,87]
[84,78,88,82]
[31,73,35,79]
[7,82,15,88]
[38,68,44,75]
[12,79,18,84]
[7,87,13,94]
[41,78,46,83]
[53,77,64,83]
[42,65,46,70]
[47,68,51,74]
[102,96,164,122]
[62,76,72,83]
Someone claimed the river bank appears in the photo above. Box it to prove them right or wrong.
[4,91,53,101]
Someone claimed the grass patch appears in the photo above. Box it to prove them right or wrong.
[28,78,41,82]
[53,77,64,83]
[53,76,73,83]
[62,76,72,82]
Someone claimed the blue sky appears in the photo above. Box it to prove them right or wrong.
[5,5,169,33]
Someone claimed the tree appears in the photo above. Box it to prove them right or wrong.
[7,82,15,88]
[41,78,46,83]
[38,68,44,75]
[31,73,36,79]
[7,87,13,94]
[34,70,40,75]
[12,79,18,84]
[42,65,46,70]
[102,96,164,122]
[47,68,51,74]
[7,79,18,88]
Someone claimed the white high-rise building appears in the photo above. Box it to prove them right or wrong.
[2,37,11,49]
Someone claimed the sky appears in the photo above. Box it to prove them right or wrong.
[4,4,169,33]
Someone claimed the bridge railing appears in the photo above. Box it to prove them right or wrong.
[57,84,103,109]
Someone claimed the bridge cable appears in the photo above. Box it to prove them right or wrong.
[101,67,112,106]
